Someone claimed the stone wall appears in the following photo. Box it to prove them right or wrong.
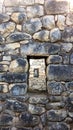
[0,0,73,130]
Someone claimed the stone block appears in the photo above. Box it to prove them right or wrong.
[47,110,67,121]
[46,123,70,130]
[47,65,73,81]
[57,15,65,30]
[0,14,10,24]
[9,58,28,73]
[35,0,44,4]
[50,28,61,42]
[45,0,69,14]
[66,13,73,25]
[33,30,50,42]
[0,73,27,83]
[29,95,48,104]
[42,15,55,30]
[28,104,45,115]
[47,81,64,95]
[0,22,15,37]
[62,27,73,42]
[9,83,27,96]
[47,55,62,64]
[19,0,34,6]
[7,32,31,43]
[20,112,39,126]
[4,0,20,6]
[11,13,26,24]
[20,41,60,56]
[23,18,42,34]
[6,99,27,112]
[61,43,72,52]
[27,5,44,18]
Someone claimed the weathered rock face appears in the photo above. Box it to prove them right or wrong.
[23,18,42,34]
[9,58,28,73]
[45,0,69,14]
[0,0,73,130]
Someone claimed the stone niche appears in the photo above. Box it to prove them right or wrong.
[29,57,46,91]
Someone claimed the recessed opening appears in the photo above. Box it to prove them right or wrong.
[27,55,47,92]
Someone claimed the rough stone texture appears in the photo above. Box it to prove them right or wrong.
[47,81,64,95]
[66,13,73,25]
[23,18,42,34]
[0,14,10,23]
[0,73,27,83]
[45,0,69,14]
[70,53,73,64]
[57,15,65,30]
[6,99,27,112]
[47,110,67,121]
[9,83,27,96]
[47,55,62,64]
[11,13,26,24]
[42,15,55,30]
[9,58,28,73]
[0,22,15,37]
[46,123,70,130]
[47,65,73,81]
[29,95,48,104]
[21,41,60,56]
[20,112,39,126]
[33,30,50,42]
[62,27,73,42]
[7,32,32,43]
[27,5,44,18]
[0,35,5,44]
[50,28,61,42]
[28,104,45,115]
[61,43,72,52]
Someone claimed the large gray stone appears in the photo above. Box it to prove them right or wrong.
[33,30,50,42]
[47,81,64,95]
[70,53,73,64]
[47,110,67,121]
[45,0,69,14]
[50,28,61,42]
[42,15,55,30]
[27,5,44,18]
[47,55,62,64]
[20,112,39,127]
[0,73,27,83]
[20,41,60,56]
[0,35,5,44]
[66,13,73,25]
[0,114,13,125]
[0,22,15,37]
[0,14,10,23]
[46,123,70,130]
[47,65,73,81]
[61,43,72,52]
[9,58,28,73]
[62,27,73,42]
[23,18,42,34]
[9,83,27,96]
[11,12,26,24]
[57,15,65,30]
[6,99,27,112]
[28,104,45,115]
[7,32,31,43]
[29,95,48,104]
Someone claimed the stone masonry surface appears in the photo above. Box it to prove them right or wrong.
[0,0,73,130]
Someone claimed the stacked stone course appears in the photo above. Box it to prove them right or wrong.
[0,0,73,130]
